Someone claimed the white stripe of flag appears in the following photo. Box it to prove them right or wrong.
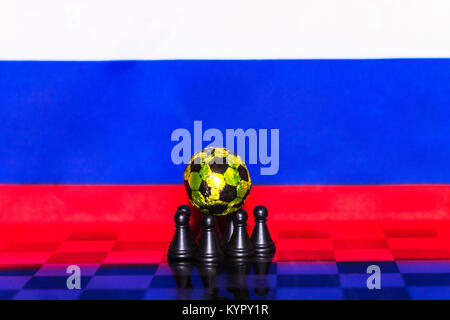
[1,0,450,60]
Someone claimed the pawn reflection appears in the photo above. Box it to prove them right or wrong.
[197,262,222,300]
[168,254,275,300]
[253,254,275,297]
[168,260,194,300]
[225,259,252,300]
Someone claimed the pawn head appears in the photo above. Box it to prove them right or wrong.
[174,211,189,225]
[177,204,191,217]
[253,205,268,219]
[202,214,216,228]
[233,209,248,223]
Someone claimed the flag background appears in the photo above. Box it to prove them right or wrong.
[2,1,450,301]
[1,1,450,224]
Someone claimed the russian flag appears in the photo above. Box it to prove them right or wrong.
[1,0,450,226]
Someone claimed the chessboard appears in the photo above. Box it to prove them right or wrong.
[1,219,450,300]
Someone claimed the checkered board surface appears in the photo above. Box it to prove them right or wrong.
[2,221,450,300]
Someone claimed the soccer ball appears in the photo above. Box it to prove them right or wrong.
[184,147,252,216]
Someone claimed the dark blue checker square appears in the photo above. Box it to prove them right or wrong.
[0,290,18,300]
[23,276,91,289]
[150,275,204,289]
[340,273,405,288]
[95,264,158,276]
[337,261,399,274]
[277,274,340,287]
[343,288,411,300]
[0,276,32,289]
[403,273,450,286]
[80,289,146,300]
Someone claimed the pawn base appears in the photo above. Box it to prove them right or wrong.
[254,243,276,256]
[225,247,255,259]
[167,248,197,261]
[195,253,224,264]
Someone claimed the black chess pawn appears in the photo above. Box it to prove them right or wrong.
[253,254,274,297]
[196,215,222,243]
[167,211,197,261]
[195,215,224,263]
[168,260,194,300]
[251,206,276,255]
[225,209,254,259]
[176,204,197,249]
[221,211,236,250]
